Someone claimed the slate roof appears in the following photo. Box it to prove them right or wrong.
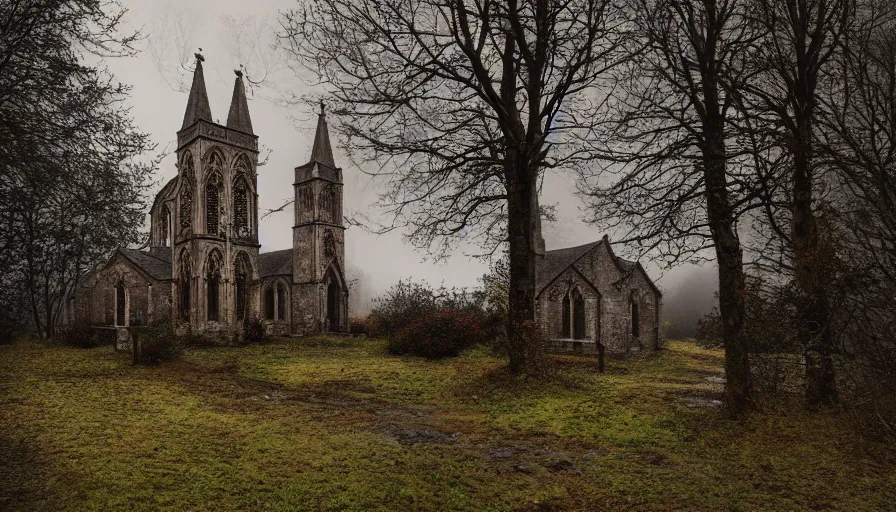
[616,257,636,273]
[258,249,292,277]
[308,105,336,168]
[226,72,253,134]
[120,247,172,281]
[182,56,212,129]
[535,240,603,293]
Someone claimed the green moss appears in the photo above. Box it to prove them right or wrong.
[0,339,893,511]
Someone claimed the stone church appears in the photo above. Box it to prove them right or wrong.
[68,56,349,335]
[535,236,662,353]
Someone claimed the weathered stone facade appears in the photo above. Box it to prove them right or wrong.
[535,236,661,354]
[68,56,349,337]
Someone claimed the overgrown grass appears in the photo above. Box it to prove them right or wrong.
[1,338,893,511]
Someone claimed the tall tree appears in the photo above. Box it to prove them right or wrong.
[0,0,154,337]
[746,0,853,405]
[280,0,629,372]
[816,0,896,429]
[581,0,761,414]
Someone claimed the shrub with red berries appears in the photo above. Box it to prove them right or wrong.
[388,308,484,359]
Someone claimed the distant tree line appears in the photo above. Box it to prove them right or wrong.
[0,0,156,340]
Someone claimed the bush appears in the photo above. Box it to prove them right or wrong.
[350,316,369,335]
[60,321,99,348]
[132,327,182,365]
[368,280,442,338]
[388,308,483,359]
[243,315,265,344]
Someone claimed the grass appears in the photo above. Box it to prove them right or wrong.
[0,338,893,512]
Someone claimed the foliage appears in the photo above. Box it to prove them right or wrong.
[695,280,800,354]
[368,279,483,338]
[388,308,483,359]
[132,327,182,365]
[0,1,156,338]
[349,316,369,336]
[243,315,266,344]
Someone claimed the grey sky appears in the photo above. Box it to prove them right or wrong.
[106,0,716,308]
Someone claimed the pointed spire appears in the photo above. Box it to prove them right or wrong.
[226,68,253,134]
[182,52,212,130]
[309,101,336,168]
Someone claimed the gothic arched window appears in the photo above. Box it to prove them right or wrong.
[573,289,585,340]
[179,154,194,229]
[206,173,222,236]
[160,207,170,247]
[561,293,571,338]
[207,251,222,322]
[319,186,334,223]
[264,286,275,320]
[178,250,191,321]
[234,253,250,321]
[276,282,286,321]
[263,281,288,321]
[233,178,250,237]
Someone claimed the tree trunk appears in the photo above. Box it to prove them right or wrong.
[703,122,751,415]
[792,122,838,406]
[505,155,539,374]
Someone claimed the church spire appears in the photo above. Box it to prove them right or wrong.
[226,69,253,134]
[182,53,212,130]
[309,102,336,168]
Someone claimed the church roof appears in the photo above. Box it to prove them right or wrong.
[308,104,336,169]
[119,248,172,281]
[535,238,657,297]
[226,71,253,134]
[258,249,292,277]
[182,55,213,130]
[535,240,603,293]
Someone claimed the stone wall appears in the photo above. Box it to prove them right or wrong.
[72,255,172,328]
[536,242,661,354]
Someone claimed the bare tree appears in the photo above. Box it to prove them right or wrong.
[816,0,896,430]
[746,0,853,406]
[580,0,762,414]
[280,0,629,372]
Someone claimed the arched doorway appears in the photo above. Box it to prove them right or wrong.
[324,267,342,332]
[327,280,341,331]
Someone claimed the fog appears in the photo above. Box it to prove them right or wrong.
[108,0,717,331]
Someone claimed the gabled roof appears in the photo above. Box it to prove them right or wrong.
[259,249,292,277]
[308,104,336,169]
[119,248,172,281]
[535,240,603,293]
[182,55,212,129]
[535,237,662,298]
[226,71,253,134]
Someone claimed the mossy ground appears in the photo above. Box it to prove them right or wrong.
[1,338,893,511]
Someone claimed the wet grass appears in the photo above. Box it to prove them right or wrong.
[0,338,893,511]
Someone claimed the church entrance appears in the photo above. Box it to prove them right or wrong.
[327,279,341,331]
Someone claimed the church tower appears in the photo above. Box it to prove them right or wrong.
[172,54,260,333]
[292,104,348,333]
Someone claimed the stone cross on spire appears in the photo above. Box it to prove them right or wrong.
[308,102,336,168]
[181,52,212,130]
